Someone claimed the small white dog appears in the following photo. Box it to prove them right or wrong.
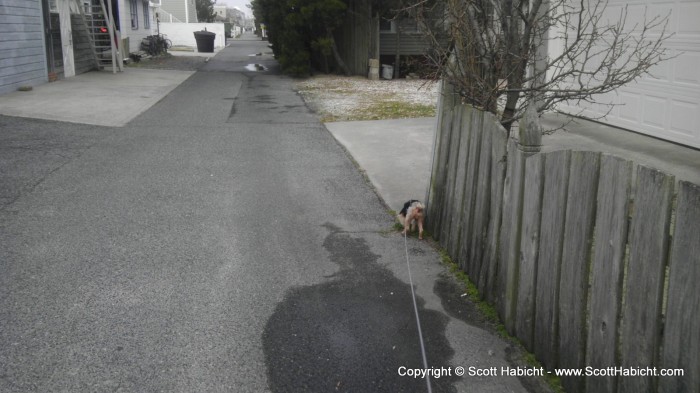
[398,200,425,240]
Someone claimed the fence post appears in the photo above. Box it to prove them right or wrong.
[515,102,544,346]
[518,103,542,155]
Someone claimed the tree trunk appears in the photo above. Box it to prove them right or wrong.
[322,53,330,74]
[328,28,351,76]
[501,90,520,132]
[394,25,401,79]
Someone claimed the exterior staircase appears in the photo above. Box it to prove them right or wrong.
[74,0,123,72]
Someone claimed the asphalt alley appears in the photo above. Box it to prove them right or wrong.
[0,36,537,392]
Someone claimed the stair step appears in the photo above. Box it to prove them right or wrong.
[75,0,124,69]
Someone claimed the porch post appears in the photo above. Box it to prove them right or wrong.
[58,0,75,77]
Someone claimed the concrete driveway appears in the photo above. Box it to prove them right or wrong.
[0,68,193,127]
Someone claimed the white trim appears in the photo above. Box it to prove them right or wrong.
[184,0,189,23]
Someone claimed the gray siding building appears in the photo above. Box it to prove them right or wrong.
[158,0,197,23]
[1,0,157,96]
[0,0,48,95]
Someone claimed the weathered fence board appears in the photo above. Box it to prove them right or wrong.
[586,155,633,393]
[441,107,465,251]
[483,120,508,304]
[515,154,544,351]
[534,150,571,369]
[464,110,491,276]
[457,110,484,272]
[447,107,472,260]
[500,140,526,332]
[659,181,700,393]
[437,106,459,247]
[473,126,493,294]
[558,151,600,393]
[618,166,674,393]
[426,82,456,236]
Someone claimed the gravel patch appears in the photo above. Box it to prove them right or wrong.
[295,75,439,122]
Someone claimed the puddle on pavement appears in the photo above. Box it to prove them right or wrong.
[262,223,457,392]
[245,64,268,71]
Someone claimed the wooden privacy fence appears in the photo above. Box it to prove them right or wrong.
[426,85,700,393]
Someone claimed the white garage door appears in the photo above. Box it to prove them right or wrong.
[557,0,700,149]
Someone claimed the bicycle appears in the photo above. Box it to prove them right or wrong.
[159,33,173,52]
[140,34,172,56]
[140,35,158,55]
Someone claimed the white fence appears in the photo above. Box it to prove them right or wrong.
[158,23,226,50]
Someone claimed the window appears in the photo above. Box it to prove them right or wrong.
[143,1,150,29]
[379,18,394,33]
[130,0,138,29]
[380,18,419,34]
[400,20,420,33]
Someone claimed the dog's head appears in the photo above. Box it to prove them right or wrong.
[412,202,425,216]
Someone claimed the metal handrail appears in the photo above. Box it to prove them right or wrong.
[156,7,184,23]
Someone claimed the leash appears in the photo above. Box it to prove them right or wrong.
[403,231,433,393]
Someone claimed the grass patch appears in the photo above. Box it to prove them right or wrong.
[350,101,435,121]
[320,102,435,123]
[437,249,507,337]
[125,53,173,67]
[436,247,565,393]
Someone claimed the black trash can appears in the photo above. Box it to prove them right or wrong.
[194,30,216,53]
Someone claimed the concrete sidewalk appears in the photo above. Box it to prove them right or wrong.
[325,118,436,212]
[0,37,257,128]
[0,68,194,127]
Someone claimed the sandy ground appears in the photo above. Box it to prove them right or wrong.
[295,75,439,122]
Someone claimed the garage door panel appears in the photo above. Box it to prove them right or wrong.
[646,54,672,82]
[674,51,700,86]
[643,96,668,129]
[649,3,675,34]
[625,5,652,32]
[619,93,642,122]
[669,99,699,137]
[678,3,700,34]
[602,5,628,27]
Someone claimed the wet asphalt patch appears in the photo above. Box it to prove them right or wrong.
[262,224,457,392]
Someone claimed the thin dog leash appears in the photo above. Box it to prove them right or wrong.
[403,231,433,393]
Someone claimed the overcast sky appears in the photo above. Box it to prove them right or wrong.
[216,0,252,17]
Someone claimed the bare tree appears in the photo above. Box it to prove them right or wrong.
[410,0,673,131]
